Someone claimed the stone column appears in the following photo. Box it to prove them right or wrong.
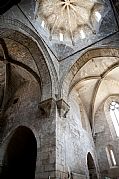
[35,98,57,179]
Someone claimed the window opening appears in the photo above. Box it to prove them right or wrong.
[110,101,119,137]
[106,146,117,167]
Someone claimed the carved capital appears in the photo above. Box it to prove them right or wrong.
[56,99,70,118]
[38,98,56,118]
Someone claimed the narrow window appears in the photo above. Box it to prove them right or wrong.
[106,146,117,167]
[59,32,64,42]
[80,29,85,39]
[110,149,116,166]
[41,20,45,28]
[110,101,119,137]
[95,11,101,22]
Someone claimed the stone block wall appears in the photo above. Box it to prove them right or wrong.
[0,79,57,179]
[56,92,100,179]
[94,96,119,178]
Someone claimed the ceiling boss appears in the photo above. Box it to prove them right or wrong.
[35,0,104,45]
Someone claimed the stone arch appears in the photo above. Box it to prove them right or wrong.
[87,152,98,179]
[1,123,40,152]
[0,17,58,100]
[61,48,119,102]
[0,126,37,179]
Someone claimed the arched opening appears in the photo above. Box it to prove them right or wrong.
[110,101,119,137]
[87,153,98,179]
[1,126,37,179]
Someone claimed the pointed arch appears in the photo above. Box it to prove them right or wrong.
[61,47,119,101]
[0,18,58,100]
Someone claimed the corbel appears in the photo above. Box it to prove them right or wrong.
[56,99,70,118]
[38,98,56,118]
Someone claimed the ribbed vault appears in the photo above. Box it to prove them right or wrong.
[62,48,119,127]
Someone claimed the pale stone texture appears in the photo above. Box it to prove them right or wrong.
[0,0,119,179]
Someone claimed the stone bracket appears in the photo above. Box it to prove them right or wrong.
[38,98,56,118]
[56,99,70,118]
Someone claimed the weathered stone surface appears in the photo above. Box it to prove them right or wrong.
[0,1,119,178]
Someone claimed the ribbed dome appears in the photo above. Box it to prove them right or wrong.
[35,0,104,44]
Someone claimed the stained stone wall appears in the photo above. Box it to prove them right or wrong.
[56,91,100,179]
[1,0,119,178]
[0,77,57,179]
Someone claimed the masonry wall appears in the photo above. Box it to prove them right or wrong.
[1,1,119,178]
[94,96,119,178]
[0,78,57,179]
[56,91,99,179]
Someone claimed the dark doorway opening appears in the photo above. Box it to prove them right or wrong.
[87,152,98,179]
[1,126,37,179]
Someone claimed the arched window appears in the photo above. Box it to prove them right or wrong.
[110,101,119,137]
[106,145,117,167]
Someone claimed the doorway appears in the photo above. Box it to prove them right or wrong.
[1,126,37,179]
[87,152,98,179]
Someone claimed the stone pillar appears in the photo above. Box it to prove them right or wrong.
[56,99,70,179]
[35,98,70,179]
[35,98,57,179]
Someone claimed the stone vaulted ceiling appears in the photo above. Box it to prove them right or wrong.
[71,57,119,122]
[19,0,118,60]
[35,0,103,44]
